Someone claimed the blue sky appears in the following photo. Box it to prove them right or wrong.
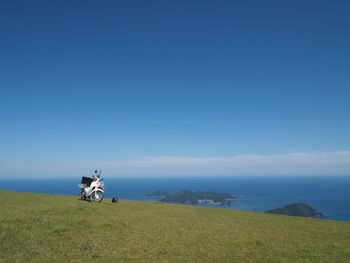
[1,1,350,177]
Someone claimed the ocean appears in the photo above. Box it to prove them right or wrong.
[2,176,350,222]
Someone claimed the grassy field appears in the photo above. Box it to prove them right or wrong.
[1,191,350,263]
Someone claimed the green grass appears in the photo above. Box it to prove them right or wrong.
[1,191,349,263]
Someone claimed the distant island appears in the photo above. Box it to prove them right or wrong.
[144,190,170,197]
[267,203,324,218]
[145,190,235,205]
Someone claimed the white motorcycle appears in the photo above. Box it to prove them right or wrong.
[78,170,105,202]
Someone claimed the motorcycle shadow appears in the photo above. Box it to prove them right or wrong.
[77,197,119,206]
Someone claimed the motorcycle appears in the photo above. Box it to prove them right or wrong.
[78,170,105,202]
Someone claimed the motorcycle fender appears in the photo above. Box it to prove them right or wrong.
[88,189,104,197]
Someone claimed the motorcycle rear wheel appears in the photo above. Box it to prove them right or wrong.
[90,191,104,203]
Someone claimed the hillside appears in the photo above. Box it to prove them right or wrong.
[1,191,350,263]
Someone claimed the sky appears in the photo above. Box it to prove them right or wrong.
[1,0,350,177]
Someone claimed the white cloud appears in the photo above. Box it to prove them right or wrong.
[93,151,350,176]
[4,151,350,177]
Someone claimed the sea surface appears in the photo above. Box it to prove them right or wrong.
[2,176,350,222]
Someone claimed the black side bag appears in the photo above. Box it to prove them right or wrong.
[81,177,94,187]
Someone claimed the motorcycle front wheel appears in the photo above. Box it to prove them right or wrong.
[90,191,104,203]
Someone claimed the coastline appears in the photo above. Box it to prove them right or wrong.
[1,176,350,222]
